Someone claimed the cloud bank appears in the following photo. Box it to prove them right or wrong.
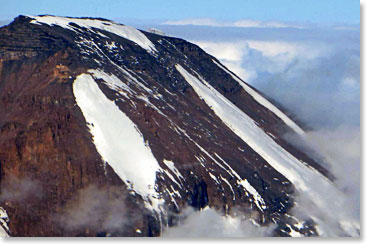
[283,126,360,237]
[181,26,359,130]
[163,18,303,29]
[148,18,359,237]
[162,207,275,237]
[55,185,128,234]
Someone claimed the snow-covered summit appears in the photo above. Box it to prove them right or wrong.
[27,15,157,53]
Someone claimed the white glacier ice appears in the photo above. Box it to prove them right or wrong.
[73,71,163,212]
[28,15,157,53]
[212,59,305,135]
[175,64,357,236]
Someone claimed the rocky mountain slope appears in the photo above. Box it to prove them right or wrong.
[0,15,355,237]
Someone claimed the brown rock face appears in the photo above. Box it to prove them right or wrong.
[0,18,154,236]
[0,15,329,237]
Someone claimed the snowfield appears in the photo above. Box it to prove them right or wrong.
[212,59,305,136]
[73,71,163,212]
[28,15,157,53]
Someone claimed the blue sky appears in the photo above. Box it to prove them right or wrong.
[0,0,360,24]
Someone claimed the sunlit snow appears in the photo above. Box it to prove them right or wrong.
[212,59,305,135]
[73,71,163,212]
[175,64,357,235]
[28,15,157,53]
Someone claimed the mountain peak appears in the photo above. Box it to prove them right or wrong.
[0,15,353,237]
[23,15,157,53]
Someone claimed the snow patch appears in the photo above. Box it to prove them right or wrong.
[73,71,163,212]
[175,64,345,224]
[148,28,167,36]
[162,169,181,188]
[208,172,220,185]
[163,159,184,181]
[89,69,134,98]
[212,59,305,135]
[238,179,267,211]
[173,122,265,211]
[28,15,157,53]
[105,41,118,50]
[219,175,236,201]
[0,207,9,237]
[285,224,303,237]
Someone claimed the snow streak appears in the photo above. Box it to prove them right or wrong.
[212,59,305,135]
[73,71,163,212]
[28,15,157,53]
[175,64,355,235]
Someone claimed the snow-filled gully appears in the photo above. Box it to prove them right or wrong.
[73,71,165,213]
[212,59,305,136]
[73,69,186,221]
[175,64,354,234]
[29,15,157,53]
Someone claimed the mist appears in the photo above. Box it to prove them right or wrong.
[162,207,275,237]
[0,175,43,202]
[144,18,360,237]
[282,126,360,237]
[54,185,128,234]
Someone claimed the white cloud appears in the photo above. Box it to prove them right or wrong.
[233,19,302,29]
[161,18,358,31]
[193,41,248,61]
[284,126,360,236]
[220,60,256,82]
[163,18,303,29]
[162,207,275,237]
[246,40,329,59]
[191,39,329,83]
[192,41,254,81]
[163,18,224,27]
[333,25,360,31]
[341,77,358,88]
[151,21,359,236]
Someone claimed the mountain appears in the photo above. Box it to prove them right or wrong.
[0,15,355,237]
